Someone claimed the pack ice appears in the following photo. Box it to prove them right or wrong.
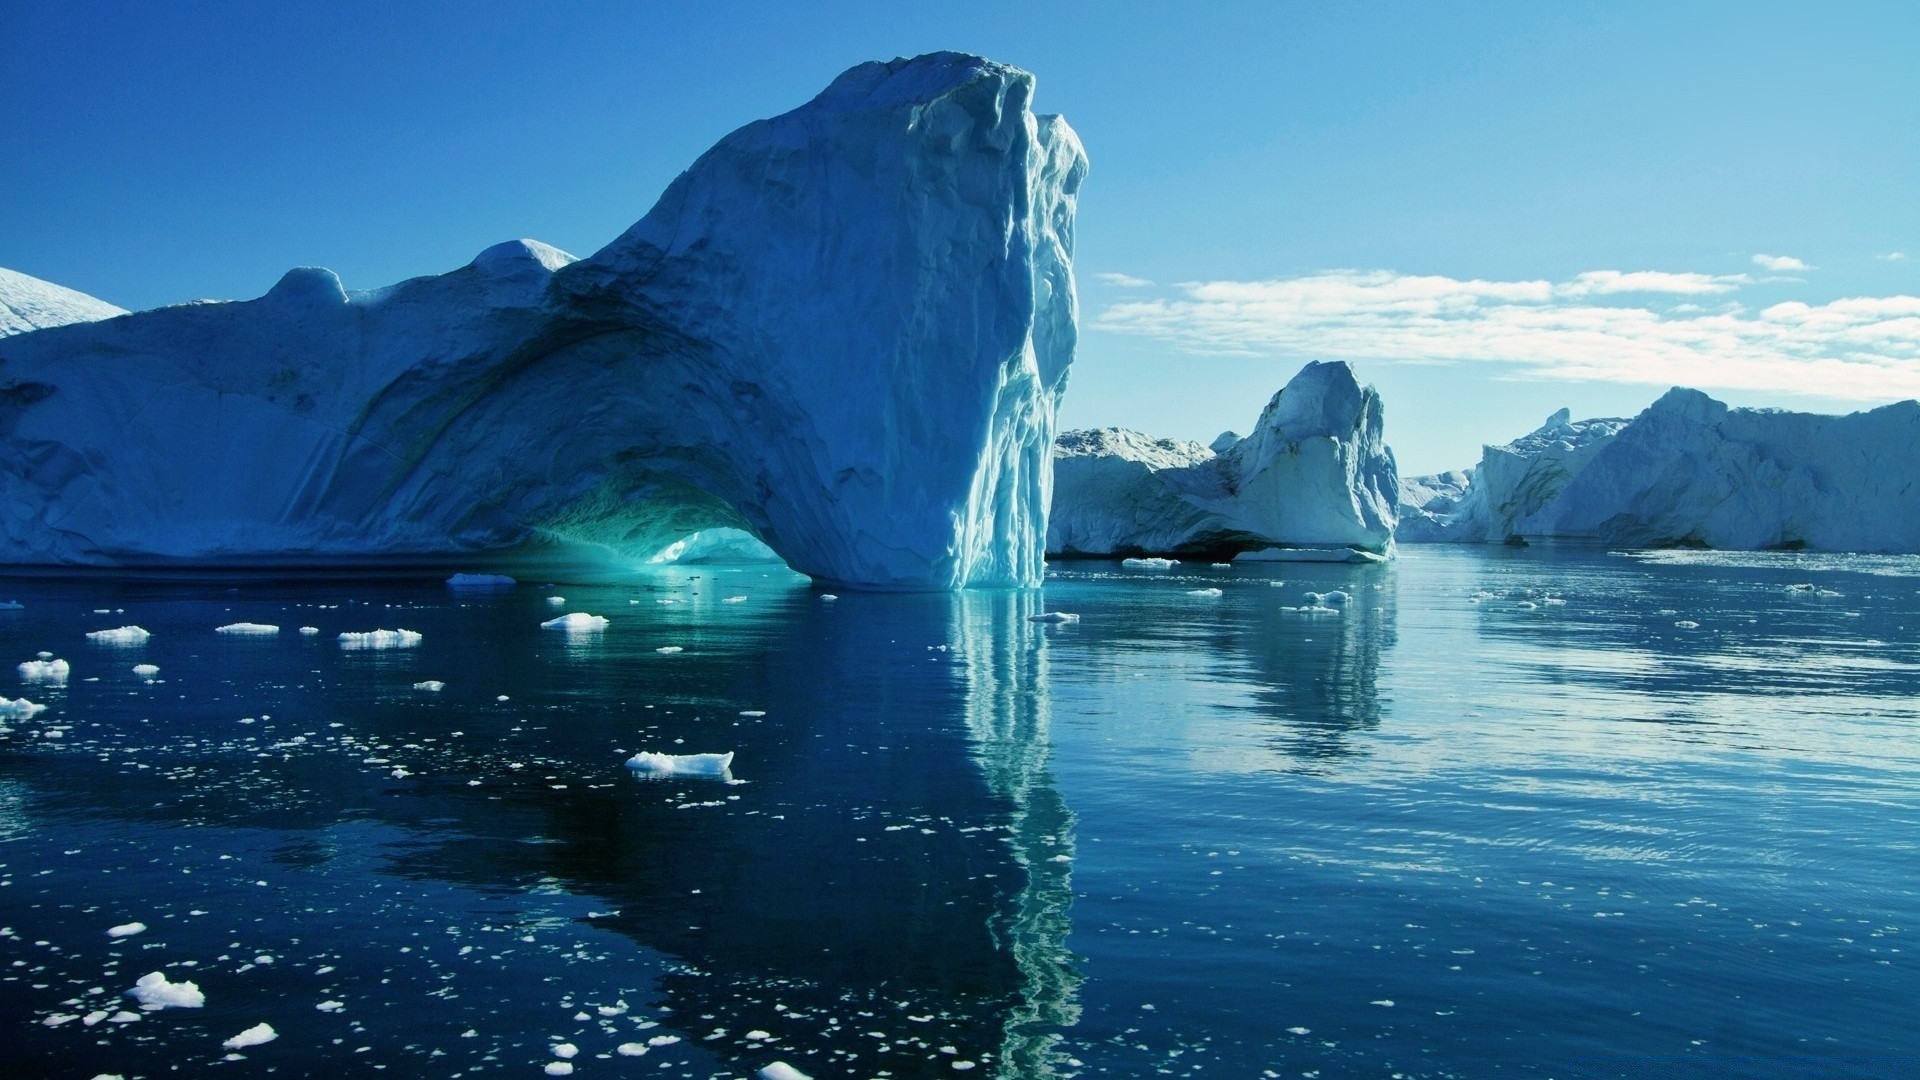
[1047,361,1398,560]
[1398,390,1920,552]
[0,53,1086,590]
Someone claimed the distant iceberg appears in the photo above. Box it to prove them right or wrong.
[1048,361,1398,560]
[0,53,1086,591]
[1398,391,1920,553]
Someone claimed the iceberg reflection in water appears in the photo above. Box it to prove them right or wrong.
[4,547,1920,1076]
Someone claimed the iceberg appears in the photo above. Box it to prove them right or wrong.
[0,54,1086,590]
[337,629,422,649]
[86,626,151,646]
[0,266,127,338]
[539,612,608,632]
[1395,408,1629,544]
[626,750,734,779]
[129,971,204,1010]
[1,697,48,719]
[1048,361,1397,560]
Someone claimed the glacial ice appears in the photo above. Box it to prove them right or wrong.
[0,266,127,337]
[0,53,1085,590]
[18,658,68,683]
[1049,361,1397,560]
[1,697,48,718]
[647,527,783,565]
[626,751,734,779]
[129,971,204,1010]
[338,629,422,649]
[222,1022,278,1049]
[540,612,608,631]
[1400,391,1920,552]
[1396,408,1629,543]
[86,626,151,645]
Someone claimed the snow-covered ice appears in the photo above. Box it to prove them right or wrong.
[0,54,1085,590]
[540,612,608,631]
[1050,362,1397,560]
[759,1064,813,1080]
[0,697,47,718]
[215,622,280,635]
[413,680,446,692]
[338,629,422,649]
[105,922,146,938]
[221,1022,278,1049]
[626,751,735,779]
[132,663,160,677]
[0,265,128,337]
[86,626,150,645]
[18,658,68,683]
[129,971,204,1010]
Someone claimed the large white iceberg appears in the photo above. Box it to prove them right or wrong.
[0,266,127,338]
[0,53,1086,590]
[1396,408,1629,543]
[1047,361,1397,560]
[1398,390,1920,552]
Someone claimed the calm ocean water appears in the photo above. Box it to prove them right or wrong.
[3,546,1916,1078]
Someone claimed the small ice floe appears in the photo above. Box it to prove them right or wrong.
[740,709,767,717]
[315,1000,344,1012]
[18,658,69,684]
[545,595,566,605]
[1027,612,1080,623]
[446,573,515,587]
[129,971,204,1010]
[106,922,146,938]
[1121,557,1178,569]
[1187,588,1224,598]
[132,663,160,678]
[655,645,684,655]
[337,629,422,649]
[215,622,280,636]
[1304,591,1350,607]
[723,595,747,603]
[0,600,22,610]
[544,1065,574,1077]
[1211,562,1232,569]
[1787,583,1815,592]
[1371,999,1395,1007]
[617,1042,647,1056]
[413,680,446,692]
[820,594,838,601]
[1,697,47,719]
[540,612,608,632]
[552,1043,579,1059]
[626,751,734,779]
[298,626,320,636]
[759,1064,813,1080]
[1674,620,1701,629]
[86,626,151,646]
[221,1022,277,1049]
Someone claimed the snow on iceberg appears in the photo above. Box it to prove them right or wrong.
[0,54,1086,590]
[1048,361,1397,560]
[1395,408,1630,544]
[540,612,608,631]
[0,265,127,337]
[337,629,422,649]
[18,658,69,683]
[626,751,734,779]
[86,626,151,646]
[129,971,204,1010]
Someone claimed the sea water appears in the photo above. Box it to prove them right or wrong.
[1,546,1916,1078]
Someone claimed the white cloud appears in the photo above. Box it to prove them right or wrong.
[1752,253,1811,271]
[1879,252,1909,262]
[1091,268,1920,402]
[1093,272,1155,288]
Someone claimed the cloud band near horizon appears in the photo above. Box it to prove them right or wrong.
[1092,269,1920,402]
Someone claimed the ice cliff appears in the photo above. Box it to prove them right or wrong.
[1047,361,1398,560]
[0,53,1087,589]
[1396,408,1629,543]
[0,267,127,337]
[1399,391,1920,553]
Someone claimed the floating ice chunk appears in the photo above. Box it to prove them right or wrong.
[1290,605,1340,615]
[19,658,70,684]
[1370,999,1395,1007]
[1187,588,1224,598]
[337,629,422,649]
[1121,557,1178,569]
[617,1042,647,1056]
[0,697,47,719]
[540,612,609,632]
[820,594,838,601]
[1211,562,1232,568]
[544,1065,574,1077]
[627,751,733,779]
[413,680,446,692]
[647,1035,681,1047]
[132,663,159,677]
[86,626,151,645]
[446,573,515,587]
[222,1022,277,1049]
[1674,620,1701,629]
[0,601,21,610]
[1320,590,1350,606]
[545,596,566,605]
[298,626,320,635]
[129,971,204,1010]
[215,622,280,636]
[655,645,684,654]
[759,1064,812,1080]
[1027,612,1080,623]
[316,1000,344,1012]
[552,1043,579,1059]
[1286,1026,1310,1035]
[723,595,747,603]
[740,710,767,717]
[106,922,146,938]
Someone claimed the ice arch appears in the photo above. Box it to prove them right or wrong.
[0,53,1085,589]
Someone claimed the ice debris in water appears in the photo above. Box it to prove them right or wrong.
[215,622,280,635]
[616,1042,646,1056]
[1122,557,1179,569]
[655,645,684,654]
[106,922,146,938]
[1674,620,1701,629]
[413,680,446,692]
[132,663,159,677]
[298,626,320,635]
[759,1064,813,1080]
[1304,590,1350,606]
[545,595,565,605]
[129,971,204,1010]
[1,697,47,719]
[18,658,69,683]
[337,629,422,649]
[1027,611,1080,623]
[544,1065,573,1077]
[540,612,609,631]
[0,600,21,610]
[1187,587,1224,597]
[552,1043,578,1059]
[446,573,515,587]
[626,751,734,779]
[221,1022,277,1049]
[86,626,151,645]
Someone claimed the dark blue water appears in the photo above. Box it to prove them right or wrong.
[2,547,1916,1078]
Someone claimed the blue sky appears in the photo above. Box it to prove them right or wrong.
[4,1,1915,472]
